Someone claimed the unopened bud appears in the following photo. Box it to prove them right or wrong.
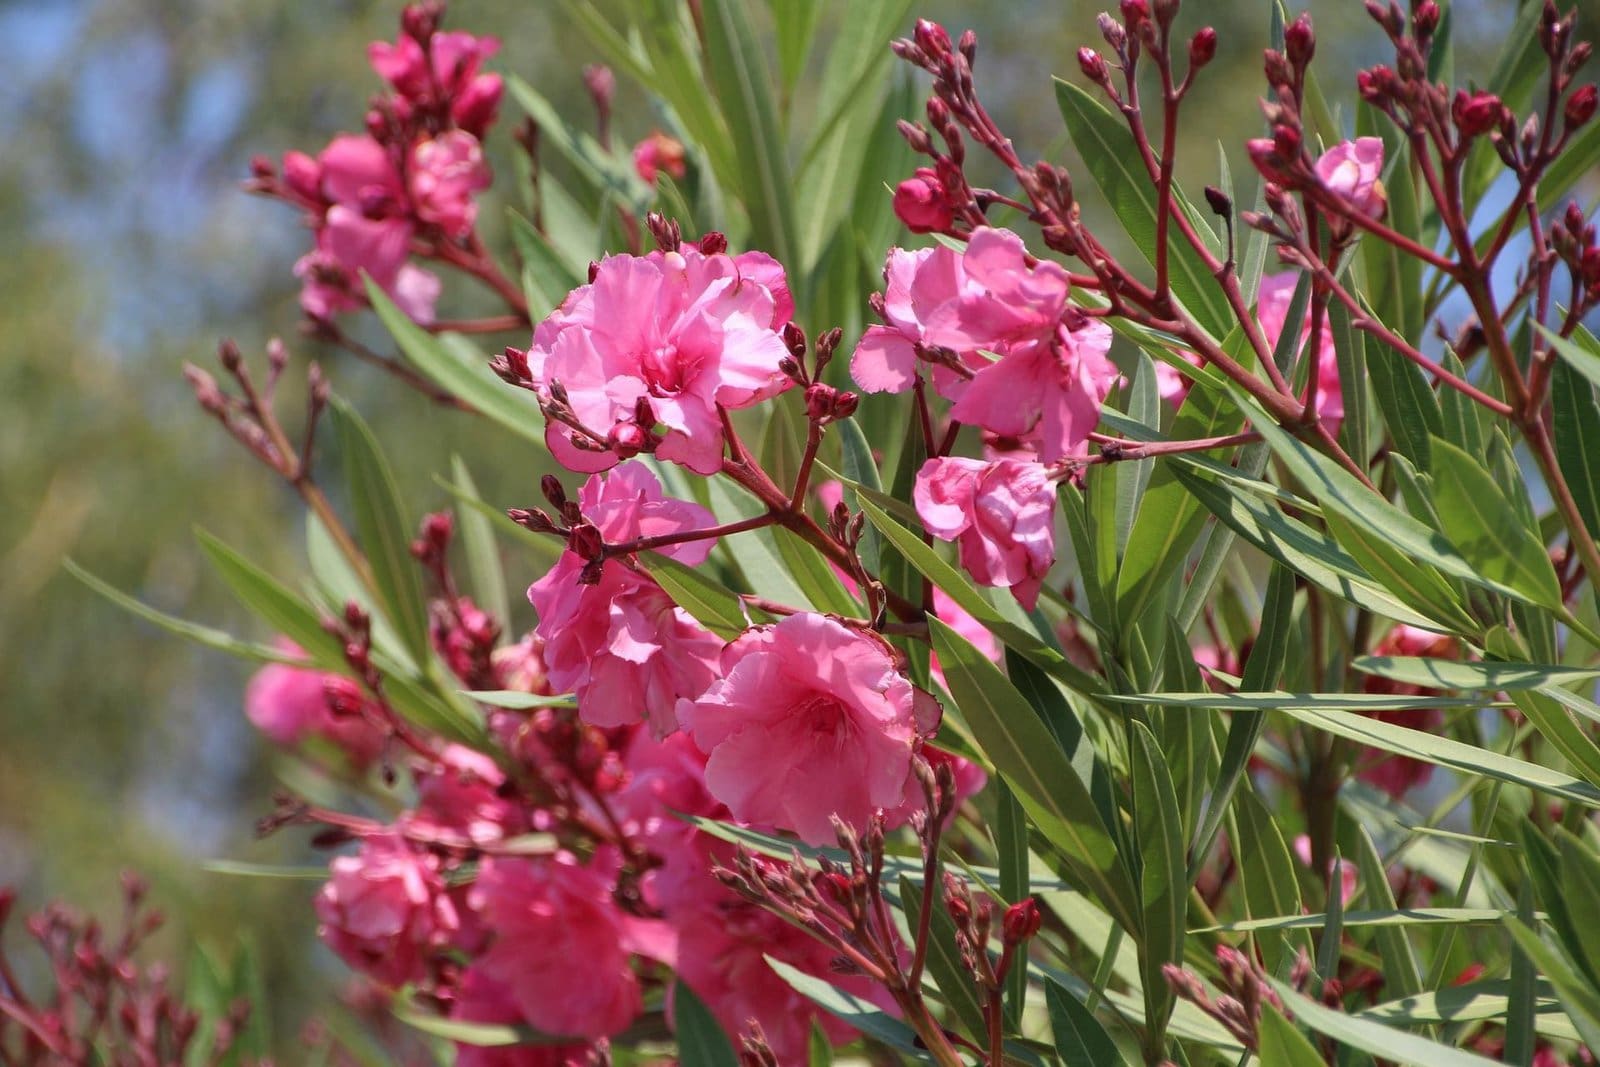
[1453,90,1504,138]
[1078,47,1109,86]
[1565,84,1598,131]
[896,119,933,154]
[1204,184,1232,218]
[1272,123,1302,159]
[540,475,567,509]
[1357,64,1397,104]
[1263,48,1293,88]
[606,421,647,458]
[804,383,838,421]
[1413,0,1441,38]
[1120,0,1150,30]
[569,523,605,562]
[833,391,859,419]
[1189,27,1217,69]
[1003,897,1042,944]
[1284,14,1315,67]
[582,64,615,108]
[913,19,952,57]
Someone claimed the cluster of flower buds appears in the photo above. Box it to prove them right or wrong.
[0,876,259,1066]
[1164,946,1312,1053]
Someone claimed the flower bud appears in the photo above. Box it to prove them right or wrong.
[568,523,605,562]
[582,64,615,109]
[896,119,933,154]
[1189,27,1217,69]
[1078,47,1109,86]
[1453,89,1503,138]
[1273,123,1302,160]
[1284,14,1315,67]
[1097,13,1126,51]
[607,421,647,459]
[1413,0,1441,39]
[1120,0,1150,31]
[1357,64,1397,104]
[698,230,728,256]
[893,167,953,233]
[834,391,859,419]
[1204,184,1232,218]
[914,19,952,57]
[1002,898,1042,944]
[1263,49,1293,88]
[959,29,978,65]
[1565,84,1598,131]
[540,475,567,509]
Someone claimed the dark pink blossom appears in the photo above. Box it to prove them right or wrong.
[632,131,687,184]
[529,247,795,474]
[314,832,459,988]
[408,130,491,237]
[468,853,674,1039]
[368,30,504,137]
[527,463,722,735]
[244,643,385,769]
[408,744,522,845]
[676,613,921,845]
[893,167,954,233]
[1356,625,1455,798]
[452,970,594,1067]
[914,456,1056,610]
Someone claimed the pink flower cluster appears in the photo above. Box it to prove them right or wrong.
[521,241,796,474]
[267,13,502,323]
[245,642,385,770]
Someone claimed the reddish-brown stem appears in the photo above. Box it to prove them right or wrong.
[1077,430,1261,465]
[432,232,532,322]
[320,325,475,411]
[426,315,528,335]
[790,420,825,511]
[611,512,777,558]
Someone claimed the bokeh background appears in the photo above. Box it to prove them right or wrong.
[0,0,1567,1055]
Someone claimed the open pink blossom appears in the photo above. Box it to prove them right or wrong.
[1257,272,1342,425]
[408,130,491,237]
[408,744,522,845]
[244,643,384,769]
[528,246,795,474]
[676,613,921,845]
[851,229,1116,460]
[315,832,459,988]
[1314,137,1386,219]
[528,463,723,736]
[914,457,1056,610]
[468,853,674,1039]
[452,970,593,1067]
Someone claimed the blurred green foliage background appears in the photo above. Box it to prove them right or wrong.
[0,0,1553,1054]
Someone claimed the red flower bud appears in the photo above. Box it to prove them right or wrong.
[1357,64,1397,104]
[1003,898,1042,944]
[1078,47,1109,86]
[1284,13,1315,67]
[1453,90,1503,138]
[1272,123,1302,159]
[1263,48,1293,88]
[568,523,605,562]
[1119,0,1150,30]
[893,168,953,234]
[805,383,838,421]
[1565,84,1598,130]
[606,421,647,459]
[914,19,952,57]
[1581,246,1600,287]
[1413,0,1441,38]
[1189,27,1218,69]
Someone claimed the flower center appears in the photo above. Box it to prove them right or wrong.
[641,343,685,395]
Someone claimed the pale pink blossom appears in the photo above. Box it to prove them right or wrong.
[1257,271,1342,425]
[529,247,795,474]
[452,970,593,1067]
[468,853,674,1039]
[315,832,459,988]
[851,229,1116,460]
[914,457,1056,610]
[244,644,385,769]
[408,130,491,237]
[1314,137,1386,219]
[527,463,723,735]
[676,613,921,845]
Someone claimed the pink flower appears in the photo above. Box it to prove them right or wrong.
[893,167,953,233]
[409,130,491,237]
[529,246,795,474]
[468,853,673,1039]
[1356,625,1456,798]
[452,970,594,1067]
[929,586,1001,688]
[632,131,688,184]
[676,613,922,845]
[528,463,723,736]
[851,229,1116,461]
[315,832,459,988]
[244,644,385,769]
[1314,137,1386,219]
[408,744,522,845]
[368,30,504,137]
[1257,272,1342,425]
[914,457,1056,610]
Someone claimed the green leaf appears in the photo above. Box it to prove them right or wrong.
[1115,691,1485,712]
[701,0,798,269]
[1429,436,1562,608]
[1200,907,1515,933]
[195,529,346,668]
[506,209,584,319]
[1551,356,1600,541]
[330,397,431,666]
[1130,721,1185,1046]
[672,982,739,1067]
[930,616,1138,934]
[1285,707,1600,808]
[393,995,551,1047]
[1504,920,1600,1053]
[1506,874,1539,1065]
[1558,828,1600,982]
[640,551,747,640]
[201,861,330,881]
[506,75,650,209]
[1351,825,1423,1000]
[995,780,1030,1027]
[764,956,923,1053]
[65,560,302,666]
[1258,1004,1326,1067]
[1045,979,1128,1067]
[1269,981,1502,1067]
[461,690,577,710]
[1053,78,1231,339]
[1351,656,1599,691]
[835,416,883,573]
[1363,310,1442,468]
[450,457,510,629]
[767,0,821,98]
[365,282,546,448]
[1232,784,1312,972]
